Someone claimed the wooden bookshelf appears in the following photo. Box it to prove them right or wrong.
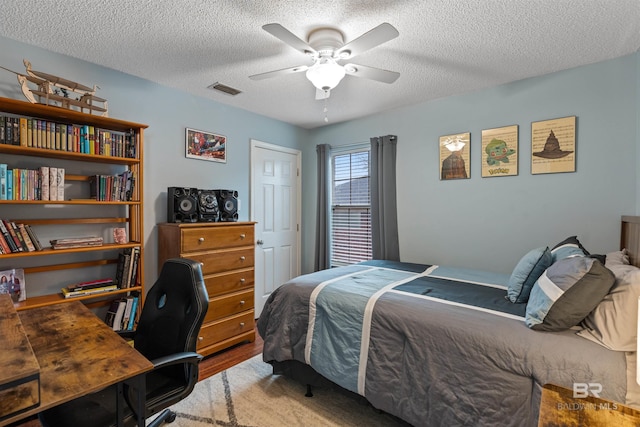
[0,96,147,312]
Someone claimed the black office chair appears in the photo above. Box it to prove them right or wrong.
[39,258,209,427]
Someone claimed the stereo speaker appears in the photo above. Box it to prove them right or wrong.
[197,189,220,222]
[214,189,239,222]
[167,187,199,223]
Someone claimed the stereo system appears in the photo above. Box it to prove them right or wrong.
[167,187,238,223]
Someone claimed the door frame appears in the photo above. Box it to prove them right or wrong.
[249,138,302,285]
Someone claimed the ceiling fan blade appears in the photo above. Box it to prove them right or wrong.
[262,23,316,56]
[315,88,330,100]
[336,23,399,59]
[249,65,309,80]
[344,63,400,83]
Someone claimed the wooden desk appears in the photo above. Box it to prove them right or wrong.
[539,383,640,426]
[0,300,153,427]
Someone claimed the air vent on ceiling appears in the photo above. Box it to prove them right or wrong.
[207,82,242,96]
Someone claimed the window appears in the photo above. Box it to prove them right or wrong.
[330,147,372,266]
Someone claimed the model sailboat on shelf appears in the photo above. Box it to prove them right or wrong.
[0,59,108,116]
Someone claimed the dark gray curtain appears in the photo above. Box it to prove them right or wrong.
[314,144,331,271]
[370,135,400,261]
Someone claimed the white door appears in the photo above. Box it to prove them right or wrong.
[250,139,301,317]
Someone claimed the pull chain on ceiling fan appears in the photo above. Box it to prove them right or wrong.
[249,22,400,99]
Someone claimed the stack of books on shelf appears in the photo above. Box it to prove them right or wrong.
[0,115,138,159]
[88,170,136,201]
[115,247,140,289]
[50,236,103,250]
[0,164,65,201]
[61,278,117,299]
[0,219,43,254]
[104,293,140,331]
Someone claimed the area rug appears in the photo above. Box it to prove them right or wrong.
[168,355,409,426]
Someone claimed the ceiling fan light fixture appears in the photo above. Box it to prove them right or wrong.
[306,57,346,91]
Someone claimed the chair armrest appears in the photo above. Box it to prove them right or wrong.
[150,351,203,369]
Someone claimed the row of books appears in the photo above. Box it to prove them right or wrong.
[89,170,136,201]
[0,115,138,159]
[50,236,103,250]
[0,219,43,254]
[0,165,65,201]
[116,247,140,289]
[105,294,140,331]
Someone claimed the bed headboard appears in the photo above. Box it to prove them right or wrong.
[621,216,640,268]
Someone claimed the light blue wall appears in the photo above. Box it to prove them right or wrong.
[305,54,638,274]
[0,36,308,281]
[1,35,638,281]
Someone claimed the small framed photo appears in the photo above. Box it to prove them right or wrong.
[481,125,518,177]
[531,116,576,174]
[439,132,470,180]
[185,128,227,163]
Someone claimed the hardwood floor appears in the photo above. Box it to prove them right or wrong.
[10,326,263,427]
[198,325,264,381]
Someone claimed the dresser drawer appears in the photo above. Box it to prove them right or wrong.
[181,225,255,253]
[198,310,255,350]
[189,247,254,275]
[205,289,254,323]
[204,268,254,298]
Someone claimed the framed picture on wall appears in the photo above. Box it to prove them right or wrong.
[185,127,227,163]
[481,125,518,177]
[531,116,576,174]
[439,132,470,180]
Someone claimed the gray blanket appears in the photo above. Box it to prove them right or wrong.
[257,261,626,427]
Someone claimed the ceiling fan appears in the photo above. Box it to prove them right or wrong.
[249,22,400,98]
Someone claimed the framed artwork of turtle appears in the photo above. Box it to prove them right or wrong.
[531,116,576,174]
[481,125,518,177]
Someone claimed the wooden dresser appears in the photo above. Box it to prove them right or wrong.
[157,222,256,357]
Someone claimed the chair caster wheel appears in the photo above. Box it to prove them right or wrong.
[166,411,177,423]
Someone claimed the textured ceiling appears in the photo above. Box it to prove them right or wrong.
[1,1,639,129]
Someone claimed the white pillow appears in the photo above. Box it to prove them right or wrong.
[577,261,640,351]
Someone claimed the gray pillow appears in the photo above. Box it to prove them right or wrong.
[577,262,640,351]
[507,247,552,303]
[550,235,589,262]
[525,256,615,331]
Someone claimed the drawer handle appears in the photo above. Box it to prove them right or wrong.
[240,278,246,283]
[240,233,246,239]
[240,256,246,261]
[239,300,245,305]
[198,237,205,242]
[198,336,203,342]
[240,322,245,328]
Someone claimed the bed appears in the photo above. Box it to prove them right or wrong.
[257,216,640,426]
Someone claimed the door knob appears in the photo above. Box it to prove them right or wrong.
[257,239,264,245]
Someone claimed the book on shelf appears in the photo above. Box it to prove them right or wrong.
[0,268,26,302]
[0,220,17,252]
[24,225,43,251]
[0,163,6,200]
[40,166,49,201]
[49,167,58,202]
[126,294,139,331]
[61,283,117,299]
[56,167,64,201]
[105,298,123,328]
[17,224,36,252]
[2,220,23,252]
[50,236,104,249]
[65,278,114,292]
